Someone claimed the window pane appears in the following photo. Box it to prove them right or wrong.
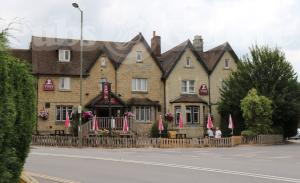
[141,79,145,91]
[68,107,73,116]
[189,80,195,93]
[62,107,66,120]
[65,51,69,60]
[182,81,187,93]
[135,107,140,120]
[141,107,145,121]
[137,79,141,91]
[132,79,135,91]
[65,78,70,89]
[145,80,148,91]
[136,51,142,62]
[56,106,61,121]
[146,107,151,121]
[186,107,191,123]
[175,107,181,124]
[193,107,199,123]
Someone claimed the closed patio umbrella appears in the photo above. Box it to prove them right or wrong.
[158,115,164,134]
[207,113,213,129]
[123,116,129,133]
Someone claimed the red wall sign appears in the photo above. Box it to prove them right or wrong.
[199,84,208,95]
[43,79,54,91]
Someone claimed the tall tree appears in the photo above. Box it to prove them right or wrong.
[0,29,36,182]
[219,45,300,137]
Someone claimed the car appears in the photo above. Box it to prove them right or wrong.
[290,128,300,139]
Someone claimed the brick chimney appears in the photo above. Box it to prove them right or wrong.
[193,35,203,52]
[151,31,161,56]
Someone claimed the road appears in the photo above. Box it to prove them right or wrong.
[25,142,300,183]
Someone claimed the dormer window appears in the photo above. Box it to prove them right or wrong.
[136,51,143,63]
[224,59,229,69]
[100,57,106,67]
[186,57,191,67]
[59,49,71,62]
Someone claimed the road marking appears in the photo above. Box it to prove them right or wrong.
[31,152,300,183]
[26,171,81,183]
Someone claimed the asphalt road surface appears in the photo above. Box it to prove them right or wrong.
[25,142,300,183]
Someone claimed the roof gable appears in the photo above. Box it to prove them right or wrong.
[199,42,239,73]
[159,40,209,79]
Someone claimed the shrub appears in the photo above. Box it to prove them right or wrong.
[241,88,273,134]
[241,130,257,137]
[150,121,168,138]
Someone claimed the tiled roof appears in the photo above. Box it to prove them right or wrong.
[9,49,32,64]
[127,97,160,106]
[159,41,239,77]
[16,33,163,76]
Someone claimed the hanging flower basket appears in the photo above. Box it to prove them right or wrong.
[165,112,174,122]
[83,111,93,120]
[38,108,49,120]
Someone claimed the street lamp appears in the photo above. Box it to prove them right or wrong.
[72,2,83,147]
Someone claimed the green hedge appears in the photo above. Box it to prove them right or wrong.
[0,32,36,183]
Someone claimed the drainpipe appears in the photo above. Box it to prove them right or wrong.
[163,79,166,115]
[208,74,211,114]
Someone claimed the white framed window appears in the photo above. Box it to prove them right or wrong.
[58,49,71,62]
[181,80,195,94]
[56,105,72,121]
[100,57,106,67]
[135,106,151,122]
[59,77,71,90]
[224,59,229,69]
[186,106,199,124]
[132,78,148,92]
[136,51,143,62]
[186,57,191,67]
[175,106,181,124]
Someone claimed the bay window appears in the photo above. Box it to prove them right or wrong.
[186,106,199,124]
[135,106,151,122]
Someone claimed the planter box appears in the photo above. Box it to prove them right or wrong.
[168,131,177,139]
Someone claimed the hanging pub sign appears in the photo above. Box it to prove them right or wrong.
[199,84,208,95]
[102,82,111,102]
[43,79,54,91]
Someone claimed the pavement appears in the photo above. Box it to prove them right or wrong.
[25,141,300,183]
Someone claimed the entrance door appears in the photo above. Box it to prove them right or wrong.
[97,108,109,117]
[96,108,124,117]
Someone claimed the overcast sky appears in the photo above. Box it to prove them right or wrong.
[1,0,299,79]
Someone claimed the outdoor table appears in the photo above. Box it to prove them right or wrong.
[176,133,186,139]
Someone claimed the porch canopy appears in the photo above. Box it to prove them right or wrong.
[170,94,208,104]
[127,97,160,106]
[85,93,126,108]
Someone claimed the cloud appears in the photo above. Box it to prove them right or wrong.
[0,0,299,79]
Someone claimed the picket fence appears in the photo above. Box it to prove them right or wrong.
[31,135,283,148]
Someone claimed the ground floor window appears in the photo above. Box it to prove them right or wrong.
[175,106,181,124]
[135,106,151,122]
[186,106,199,124]
[56,105,72,121]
